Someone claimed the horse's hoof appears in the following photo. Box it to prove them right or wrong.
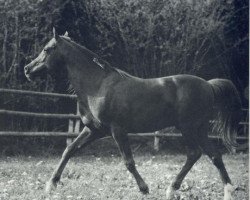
[224,183,234,200]
[166,186,175,200]
[139,184,149,194]
[45,180,57,194]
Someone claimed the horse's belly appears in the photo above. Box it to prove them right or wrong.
[126,103,177,133]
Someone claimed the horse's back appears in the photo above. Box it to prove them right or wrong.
[168,75,214,128]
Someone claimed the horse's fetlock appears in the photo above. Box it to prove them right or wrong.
[52,176,60,183]
[139,184,149,194]
[172,182,181,190]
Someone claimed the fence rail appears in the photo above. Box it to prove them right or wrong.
[1,109,248,125]
[0,109,79,119]
[0,88,77,99]
[0,131,248,140]
[0,88,248,150]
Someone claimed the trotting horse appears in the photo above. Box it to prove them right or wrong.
[24,29,243,200]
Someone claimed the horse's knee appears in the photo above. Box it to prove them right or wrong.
[65,145,73,154]
[188,149,202,161]
[208,151,222,165]
[211,156,223,167]
[62,144,76,158]
[125,160,135,172]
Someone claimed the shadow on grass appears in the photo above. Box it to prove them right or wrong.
[0,135,241,159]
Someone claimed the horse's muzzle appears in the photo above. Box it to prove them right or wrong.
[24,65,33,81]
[24,62,47,81]
[25,73,33,82]
[24,64,30,74]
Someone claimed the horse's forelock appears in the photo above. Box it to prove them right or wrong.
[44,38,57,50]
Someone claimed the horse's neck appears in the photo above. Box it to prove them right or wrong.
[65,57,104,121]
[68,64,107,96]
[60,44,106,94]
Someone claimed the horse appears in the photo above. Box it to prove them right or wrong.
[24,29,243,200]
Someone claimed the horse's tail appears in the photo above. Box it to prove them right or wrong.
[208,79,246,151]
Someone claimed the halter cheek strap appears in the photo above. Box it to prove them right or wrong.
[93,58,105,69]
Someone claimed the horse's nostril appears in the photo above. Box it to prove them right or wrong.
[24,66,29,73]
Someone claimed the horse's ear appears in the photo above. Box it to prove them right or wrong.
[64,31,69,37]
[53,27,59,40]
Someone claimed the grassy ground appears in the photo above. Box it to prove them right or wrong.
[0,138,248,200]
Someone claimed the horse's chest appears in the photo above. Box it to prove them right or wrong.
[87,96,106,120]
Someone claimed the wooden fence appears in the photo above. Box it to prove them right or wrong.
[0,88,248,150]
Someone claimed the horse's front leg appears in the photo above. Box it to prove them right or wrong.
[45,126,101,193]
[111,125,149,194]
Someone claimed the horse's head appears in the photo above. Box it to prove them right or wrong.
[24,28,68,81]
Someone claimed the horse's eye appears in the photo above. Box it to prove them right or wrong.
[44,46,55,53]
[44,48,52,53]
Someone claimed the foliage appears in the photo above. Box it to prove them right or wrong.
[84,0,234,78]
[50,0,248,83]
[0,0,248,86]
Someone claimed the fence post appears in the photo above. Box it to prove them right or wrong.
[154,131,160,152]
[66,119,74,145]
[66,102,80,146]
[74,102,81,134]
[243,110,249,136]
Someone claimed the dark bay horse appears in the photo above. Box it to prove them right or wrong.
[24,29,243,200]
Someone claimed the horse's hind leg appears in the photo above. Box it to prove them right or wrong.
[111,125,149,194]
[45,126,102,193]
[166,133,202,199]
[199,134,233,200]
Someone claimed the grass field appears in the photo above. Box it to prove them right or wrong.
[0,143,248,200]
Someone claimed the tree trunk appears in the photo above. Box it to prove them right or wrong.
[34,23,38,55]
[2,19,8,73]
[7,11,19,80]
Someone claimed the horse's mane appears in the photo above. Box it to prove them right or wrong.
[61,36,132,78]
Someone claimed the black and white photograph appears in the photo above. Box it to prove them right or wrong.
[0,0,248,199]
